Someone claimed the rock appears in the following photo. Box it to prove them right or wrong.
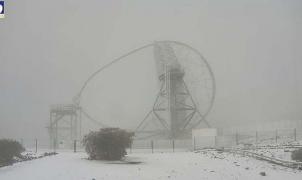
[260,172,266,176]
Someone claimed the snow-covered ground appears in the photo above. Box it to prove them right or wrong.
[245,148,294,161]
[0,150,301,180]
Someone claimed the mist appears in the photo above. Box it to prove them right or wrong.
[0,0,301,141]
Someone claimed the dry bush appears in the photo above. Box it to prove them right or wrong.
[83,128,134,160]
[0,139,25,165]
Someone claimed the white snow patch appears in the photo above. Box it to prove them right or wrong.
[0,151,301,180]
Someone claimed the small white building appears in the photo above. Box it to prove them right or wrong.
[192,128,217,149]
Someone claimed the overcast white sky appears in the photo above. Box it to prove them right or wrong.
[0,0,302,140]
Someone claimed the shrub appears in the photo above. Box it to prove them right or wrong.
[83,128,134,160]
[0,139,25,164]
[291,148,302,162]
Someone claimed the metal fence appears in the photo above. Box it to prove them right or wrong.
[217,128,302,148]
[11,128,302,153]
[129,139,193,153]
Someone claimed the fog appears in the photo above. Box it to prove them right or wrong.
[0,0,301,141]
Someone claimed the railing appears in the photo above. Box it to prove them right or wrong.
[7,128,302,154]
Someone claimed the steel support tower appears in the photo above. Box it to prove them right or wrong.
[48,104,81,149]
[136,42,210,139]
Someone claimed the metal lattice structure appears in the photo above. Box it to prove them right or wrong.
[47,104,106,149]
[136,41,215,139]
[47,104,79,149]
[48,40,215,144]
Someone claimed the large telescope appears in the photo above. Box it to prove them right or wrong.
[136,41,215,139]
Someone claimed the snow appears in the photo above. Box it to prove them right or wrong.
[245,148,294,161]
[0,150,301,180]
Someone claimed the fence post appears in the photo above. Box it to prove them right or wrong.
[255,131,258,145]
[193,136,196,151]
[294,128,297,141]
[172,140,175,153]
[151,140,154,154]
[74,140,77,153]
[53,138,57,153]
[130,141,132,154]
[35,139,38,153]
[275,130,278,144]
[236,132,238,145]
